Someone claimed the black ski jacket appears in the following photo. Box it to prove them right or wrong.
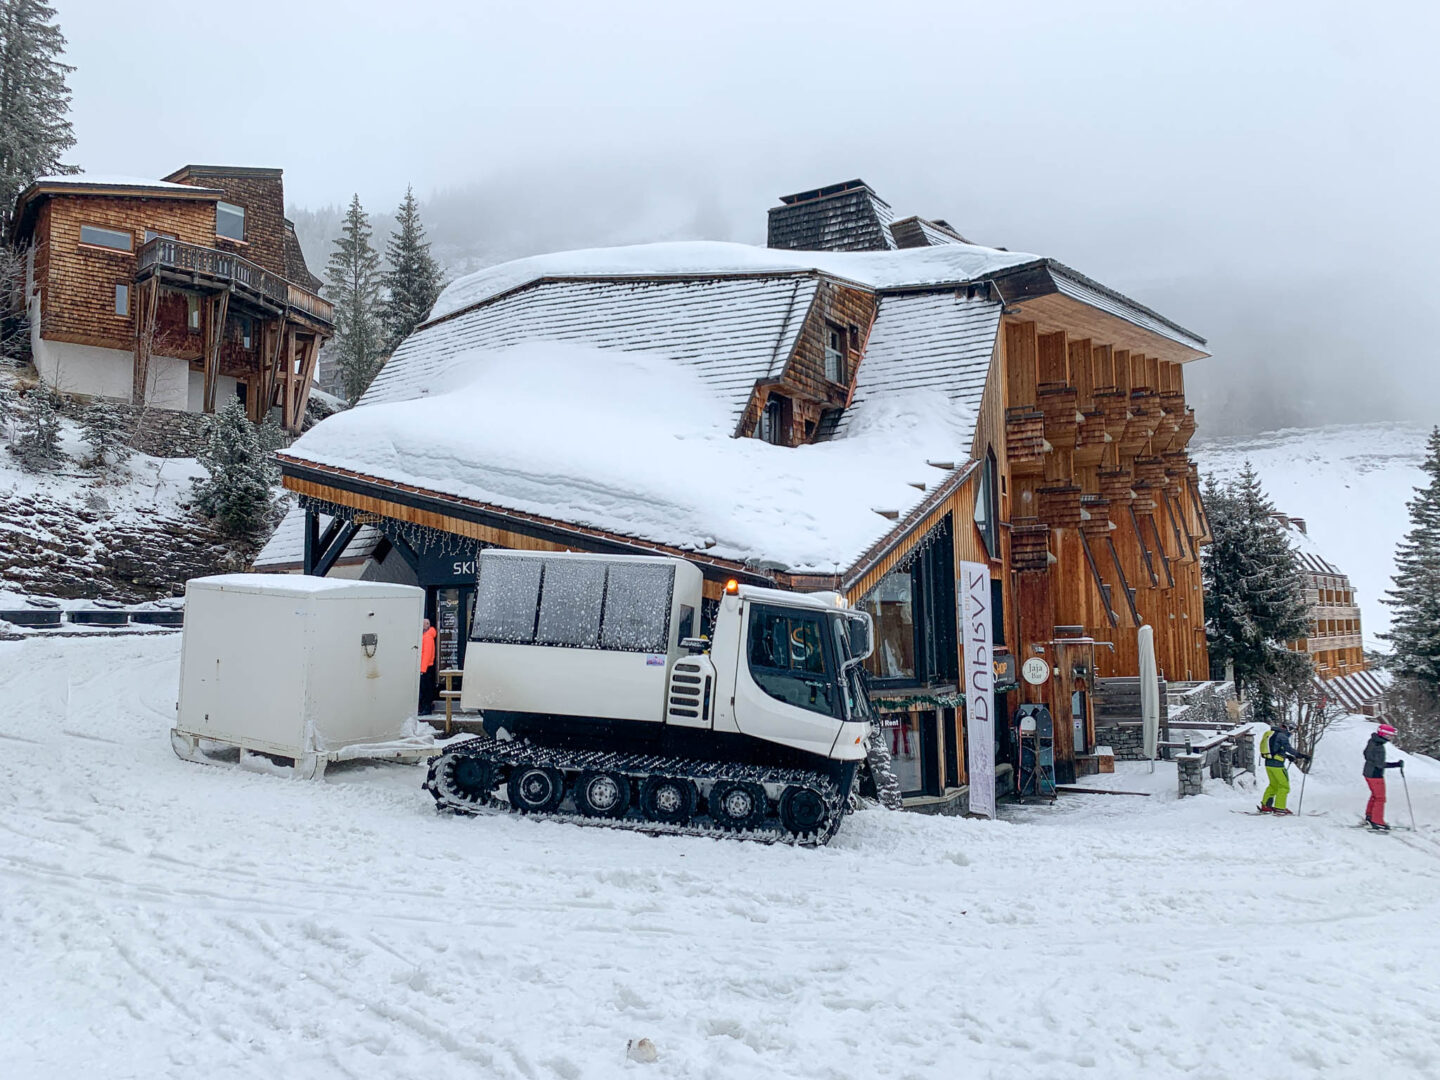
[1262,727,1299,767]
[1363,735,1401,779]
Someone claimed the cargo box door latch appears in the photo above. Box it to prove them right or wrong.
[361,633,378,658]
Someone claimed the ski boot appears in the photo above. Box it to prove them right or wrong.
[1367,819,1390,832]
[1269,808,1293,816]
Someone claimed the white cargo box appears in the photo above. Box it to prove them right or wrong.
[172,574,434,778]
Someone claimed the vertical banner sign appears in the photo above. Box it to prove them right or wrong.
[959,561,996,819]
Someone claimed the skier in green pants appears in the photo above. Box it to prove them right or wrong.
[1259,718,1310,814]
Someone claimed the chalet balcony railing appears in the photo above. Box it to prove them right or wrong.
[137,237,333,326]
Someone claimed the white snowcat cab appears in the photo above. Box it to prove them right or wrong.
[426,550,875,843]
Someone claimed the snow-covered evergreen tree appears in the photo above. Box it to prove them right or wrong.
[80,401,133,468]
[0,0,77,233]
[1202,463,1311,700]
[324,194,384,404]
[191,398,277,538]
[10,380,61,470]
[1381,426,1440,752]
[380,186,444,354]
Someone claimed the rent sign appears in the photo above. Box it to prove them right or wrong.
[959,561,995,819]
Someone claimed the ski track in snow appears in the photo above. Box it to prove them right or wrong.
[3,636,1440,1079]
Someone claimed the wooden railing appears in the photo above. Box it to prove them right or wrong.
[137,237,333,326]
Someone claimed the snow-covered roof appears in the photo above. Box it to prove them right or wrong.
[29,174,222,197]
[366,274,817,425]
[284,342,971,573]
[189,574,414,598]
[428,240,1039,322]
[836,291,1000,443]
[253,505,381,571]
[1277,517,1343,577]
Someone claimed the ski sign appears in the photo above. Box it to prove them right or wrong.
[959,561,996,820]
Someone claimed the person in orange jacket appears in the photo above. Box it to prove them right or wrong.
[419,617,437,713]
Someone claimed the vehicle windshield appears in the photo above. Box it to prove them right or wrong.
[830,613,873,724]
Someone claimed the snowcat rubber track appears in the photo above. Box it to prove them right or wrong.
[424,735,848,846]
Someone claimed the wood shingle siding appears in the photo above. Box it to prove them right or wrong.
[362,274,820,425]
[35,194,223,350]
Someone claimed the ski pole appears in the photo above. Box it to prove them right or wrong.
[1401,765,1416,831]
[1296,760,1308,817]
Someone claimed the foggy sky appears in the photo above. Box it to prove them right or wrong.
[55,0,1440,434]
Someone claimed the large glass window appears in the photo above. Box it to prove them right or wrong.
[473,556,543,643]
[859,570,916,681]
[600,562,674,652]
[975,447,999,559]
[880,711,925,794]
[216,201,245,241]
[79,225,132,251]
[472,555,675,653]
[747,604,837,717]
[535,559,606,647]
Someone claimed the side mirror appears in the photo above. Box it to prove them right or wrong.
[680,636,708,655]
[846,616,874,662]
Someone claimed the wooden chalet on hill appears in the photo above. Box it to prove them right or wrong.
[1274,513,1386,717]
[259,178,1212,807]
[11,167,332,432]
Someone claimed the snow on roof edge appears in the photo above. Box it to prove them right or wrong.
[426,240,1041,323]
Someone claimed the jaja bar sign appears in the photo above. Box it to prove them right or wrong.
[959,561,995,819]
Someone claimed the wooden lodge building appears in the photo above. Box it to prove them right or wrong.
[11,167,333,432]
[259,178,1212,808]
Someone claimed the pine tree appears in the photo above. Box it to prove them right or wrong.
[0,0,77,233]
[324,194,384,404]
[380,186,444,354]
[191,398,278,538]
[79,401,133,468]
[1380,427,1440,751]
[9,380,61,470]
[1202,463,1311,701]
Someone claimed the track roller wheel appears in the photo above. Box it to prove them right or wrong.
[507,764,566,813]
[707,779,768,831]
[444,754,497,804]
[575,770,632,819]
[779,784,830,837]
[639,776,696,825]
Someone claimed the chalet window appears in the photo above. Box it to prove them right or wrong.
[114,284,129,316]
[143,229,174,243]
[824,322,845,383]
[186,294,201,332]
[237,314,253,350]
[216,202,245,242]
[975,447,1000,559]
[860,571,916,681]
[758,396,785,445]
[79,225,132,252]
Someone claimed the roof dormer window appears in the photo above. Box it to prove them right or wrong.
[824,323,845,383]
[216,201,245,242]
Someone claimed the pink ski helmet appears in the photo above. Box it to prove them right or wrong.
[1377,724,1398,739]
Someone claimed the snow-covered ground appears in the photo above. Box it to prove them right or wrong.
[1193,421,1432,645]
[3,635,1439,1079]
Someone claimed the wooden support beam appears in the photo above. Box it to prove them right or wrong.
[1037,330,1068,387]
[202,290,230,414]
[131,277,161,406]
[289,334,322,434]
[313,520,361,577]
[261,317,287,418]
[1004,321,1039,408]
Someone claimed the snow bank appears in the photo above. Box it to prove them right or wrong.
[286,341,972,572]
[429,239,1040,321]
[5,635,1440,1079]
[1193,421,1429,644]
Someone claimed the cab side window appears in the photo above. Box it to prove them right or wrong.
[747,605,836,716]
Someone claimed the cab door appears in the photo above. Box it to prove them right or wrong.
[733,602,845,758]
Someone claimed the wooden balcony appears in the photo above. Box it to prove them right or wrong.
[136,237,333,330]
